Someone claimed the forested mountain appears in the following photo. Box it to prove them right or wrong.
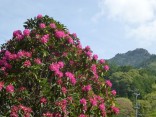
[108,48,156,68]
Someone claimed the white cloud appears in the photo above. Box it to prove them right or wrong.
[103,0,156,23]
[128,20,156,46]
[93,0,156,46]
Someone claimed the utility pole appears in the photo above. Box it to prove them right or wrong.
[134,92,140,117]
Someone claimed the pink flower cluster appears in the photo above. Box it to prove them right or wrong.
[23,29,30,36]
[61,87,67,94]
[40,34,50,44]
[10,105,32,117]
[37,14,43,19]
[17,51,32,58]
[104,65,109,71]
[55,30,66,39]
[13,29,30,41]
[90,97,98,106]
[106,80,112,88]
[90,64,99,80]
[13,30,23,41]
[40,97,47,104]
[82,84,92,92]
[39,23,46,29]
[55,99,68,114]
[43,112,61,117]
[93,54,98,60]
[111,90,116,96]
[65,72,76,85]
[50,23,56,29]
[66,36,74,44]
[6,84,14,93]
[79,114,87,117]
[49,61,64,78]
[80,98,87,105]
[99,103,105,111]
[99,59,105,64]
[23,60,31,67]
[34,58,42,65]
[111,106,119,115]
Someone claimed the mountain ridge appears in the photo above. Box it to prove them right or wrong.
[108,48,156,69]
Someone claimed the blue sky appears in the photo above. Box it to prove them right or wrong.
[1,0,156,59]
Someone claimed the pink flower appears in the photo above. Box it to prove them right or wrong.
[104,65,109,71]
[99,103,105,111]
[86,85,91,91]
[0,67,6,71]
[40,34,49,44]
[10,113,18,117]
[111,106,119,115]
[34,58,42,64]
[93,54,98,60]
[19,105,32,113]
[56,79,62,85]
[37,14,42,19]
[61,87,67,94]
[0,81,4,91]
[80,98,87,105]
[50,23,56,29]
[23,29,30,36]
[4,63,12,69]
[40,97,47,104]
[99,59,105,64]
[91,64,97,73]
[106,80,112,88]
[111,90,116,96]
[79,114,86,117]
[85,46,90,51]
[23,60,31,67]
[67,36,74,44]
[55,30,65,39]
[49,63,59,72]
[6,84,14,93]
[90,97,97,106]
[17,51,25,58]
[82,84,92,92]
[13,30,22,37]
[11,54,17,60]
[70,77,76,85]
[13,30,24,41]
[5,50,12,60]
[24,51,32,58]
[41,37,48,44]
[65,72,74,79]
[55,71,63,78]
[72,33,77,38]
[16,34,24,41]
[85,51,92,58]
[43,112,53,117]
[58,61,64,68]
[10,105,19,117]
[39,23,46,29]
[65,72,76,85]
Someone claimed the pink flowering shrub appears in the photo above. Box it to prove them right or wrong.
[0,15,119,116]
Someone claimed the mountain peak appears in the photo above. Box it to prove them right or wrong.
[108,48,152,67]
